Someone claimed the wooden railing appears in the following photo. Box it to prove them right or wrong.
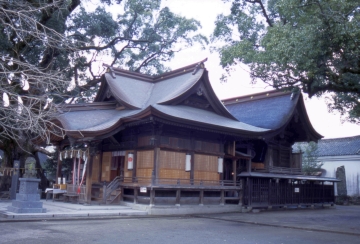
[118,176,241,188]
[103,176,122,204]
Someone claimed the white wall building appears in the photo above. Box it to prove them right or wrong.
[317,136,360,196]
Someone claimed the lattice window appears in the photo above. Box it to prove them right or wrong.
[101,152,111,182]
[194,154,218,181]
[137,150,154,169]
[159,151,189,180]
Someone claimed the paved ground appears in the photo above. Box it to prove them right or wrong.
[1,214,359,244]
[0,200,148,219]
[1,200,360,238]
[195,205,360,236]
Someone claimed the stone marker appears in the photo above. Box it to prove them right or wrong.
[10,160,20,200]
[7,157,46,213]
[336,165,347,196]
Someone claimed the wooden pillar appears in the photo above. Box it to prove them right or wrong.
[150,188,155,206]
[269,179,272,206]
[232,159,237,185]
[154,148,160,183]
[134,187,138,204]
[132,150,137,180]
[246,159,251,172]
[176,189,181,206]
[321,181,325,206]
[119,186,124,202]
[199,190,204,206]
[190,152,195,184]
[220,190,225,205]
[85,153,94,205]
[247,177,252,206]
[98,151,103,183]
[238,185,243,206]
[55,144,61,180]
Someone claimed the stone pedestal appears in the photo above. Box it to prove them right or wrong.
[7,178,46,213]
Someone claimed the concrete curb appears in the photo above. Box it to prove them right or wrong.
[192,215,360,237]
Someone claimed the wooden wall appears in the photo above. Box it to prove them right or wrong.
[136,150,154,178]
[101,152,111,182]
[194,154,219,181]
[159,150,190,180]
[92,154,100,182]
[123,151,133,178]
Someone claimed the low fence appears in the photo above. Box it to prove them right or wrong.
[66,184,86,203]
[243,178,335,207]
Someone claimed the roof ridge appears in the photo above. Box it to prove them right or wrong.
[320,135,360,142]
[222,89,293,105]
[102,58,208,83]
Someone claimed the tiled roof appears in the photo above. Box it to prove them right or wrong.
[223,91,298,130]
[294,135,360,156]
[152,104,268,133]
[55,60,269,139]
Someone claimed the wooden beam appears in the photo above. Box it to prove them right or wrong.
[85,154,93,205]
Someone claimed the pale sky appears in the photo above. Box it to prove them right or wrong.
[161,0,359,139]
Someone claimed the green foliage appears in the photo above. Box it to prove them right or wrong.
[212,0,360,123]
[0,0,208,177]
[297,142,323,175]
[0,0,207,147]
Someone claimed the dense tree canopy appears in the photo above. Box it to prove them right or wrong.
[212,0,360,123]
[0,0,206,167]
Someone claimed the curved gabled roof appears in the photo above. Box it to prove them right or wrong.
[54,60,270,140]
[104,73,153,109]
[151,104,268,134]
[224,90,298,130]
[223,90,322,141]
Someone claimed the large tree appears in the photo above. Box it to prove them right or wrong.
[212,0,360,123]
[0,0,206,174]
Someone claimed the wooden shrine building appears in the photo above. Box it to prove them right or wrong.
[50,60,338,211]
